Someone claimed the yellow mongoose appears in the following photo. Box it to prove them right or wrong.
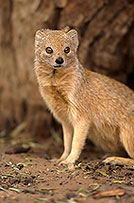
[34,27,134,168]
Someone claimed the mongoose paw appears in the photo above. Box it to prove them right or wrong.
[50,157,67,164]
[59,160,75,171]
[102,157,123,166]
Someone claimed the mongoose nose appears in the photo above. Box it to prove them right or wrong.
[55,57,64,64]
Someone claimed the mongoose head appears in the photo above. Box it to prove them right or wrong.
[35,27,79,69]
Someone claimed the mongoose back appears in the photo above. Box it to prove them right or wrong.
[34,27,134,169]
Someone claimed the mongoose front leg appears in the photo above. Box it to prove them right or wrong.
[56,122,73,163]
[60,120,89,166]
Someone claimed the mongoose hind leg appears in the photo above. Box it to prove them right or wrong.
[103,125,134,166]
[102,156,134,166]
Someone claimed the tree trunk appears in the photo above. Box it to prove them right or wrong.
[0,0,134,136]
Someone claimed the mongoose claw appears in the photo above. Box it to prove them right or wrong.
[68,163,75,171]
[49,158,59,163]
[99,161,110,166]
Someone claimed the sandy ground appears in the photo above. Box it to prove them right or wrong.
[0,135,134,203]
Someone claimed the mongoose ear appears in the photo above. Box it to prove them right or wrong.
[62,26,71,33]
[35,29,46,50]
[67,29,79,50]
[35,29,45,41]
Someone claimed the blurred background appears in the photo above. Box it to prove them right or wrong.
[0,0,134,154]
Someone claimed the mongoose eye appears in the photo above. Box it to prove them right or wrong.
[64,47,70,54]
[45,47,53,54]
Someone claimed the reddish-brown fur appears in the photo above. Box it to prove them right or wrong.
[34,27,134,169]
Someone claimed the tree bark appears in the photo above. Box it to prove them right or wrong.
[0,0,134,136]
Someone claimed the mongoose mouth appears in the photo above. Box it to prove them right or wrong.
[53,65,62,69]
